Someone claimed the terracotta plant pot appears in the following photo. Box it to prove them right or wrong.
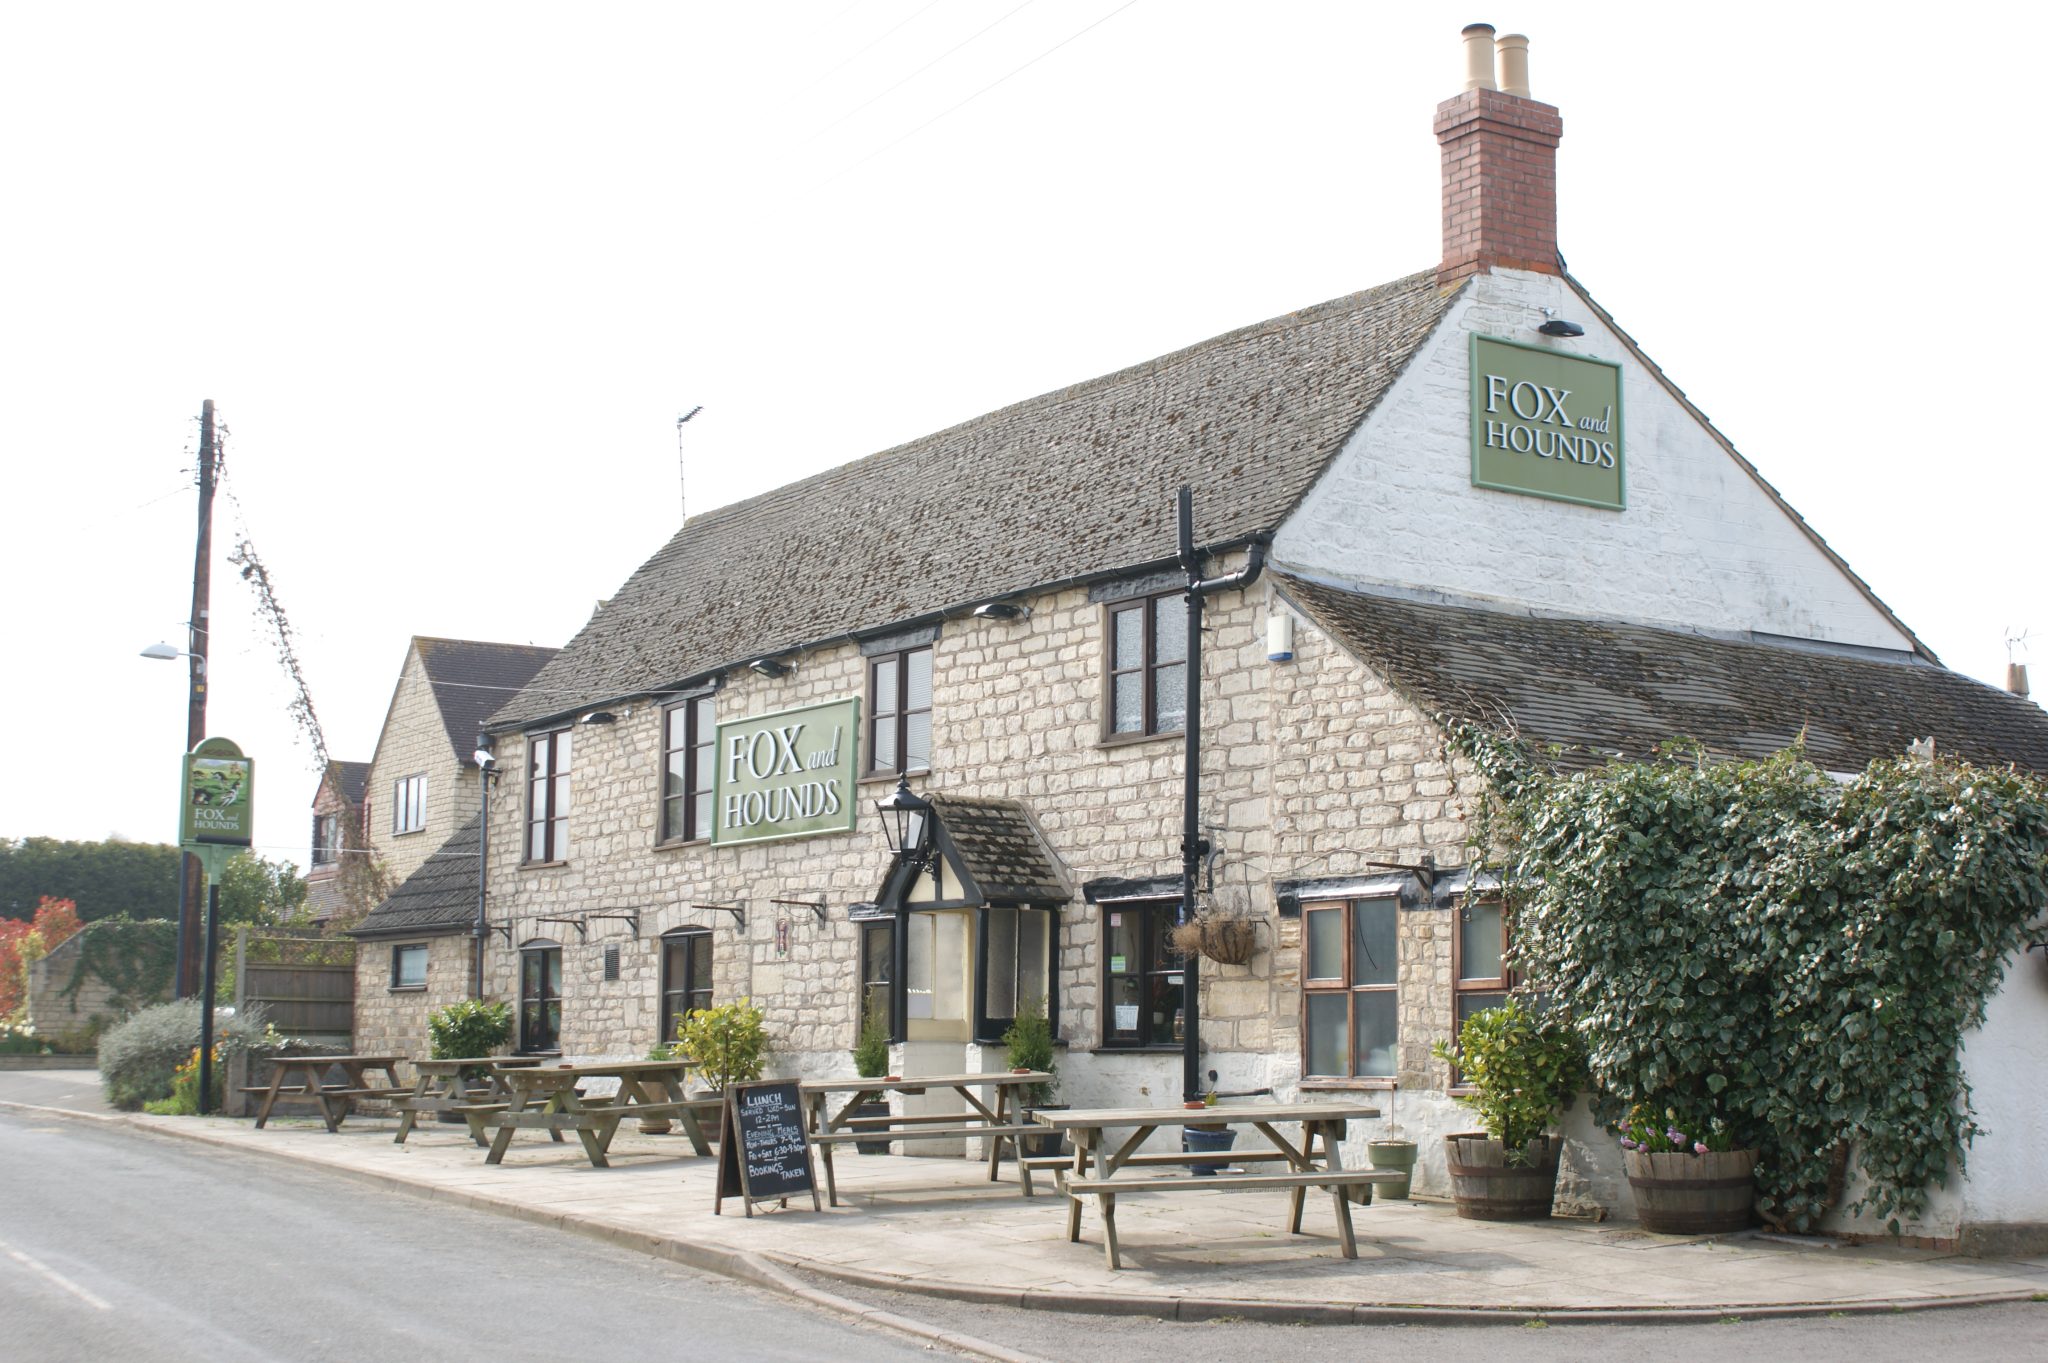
[1444,1132,1562,1220]
[1624,1146,1758,1235]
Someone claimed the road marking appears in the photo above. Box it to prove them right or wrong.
[0,1235,113,1310]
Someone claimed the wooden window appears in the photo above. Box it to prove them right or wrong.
[659,929,713,1046]
[518,941,562,1053]
[1100,899,1183,1047]
[1300,897,1399,1080]
[390,943,428,990]
[1451,899,1511,1084]
[659,694,716,843]
[977,906,1053,1043]
[392,774,427,834]
[858,919,894,1035]
[1106,592,1189,737]
[865,646,932,776]
[311,813,338,867]
[524,730,572,863]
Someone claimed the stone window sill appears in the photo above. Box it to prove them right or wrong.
[1299,1077,1399,1092]
[1094,1045,1185,1055]
[388,985,427,995]
[1097,729,1184,752]
[654,837,710,853]
[393,827,427,837]
[520,860,568,871]
[858,769,930,786]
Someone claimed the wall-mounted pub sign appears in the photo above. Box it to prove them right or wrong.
[1470,334,1624,511]
[711,697,860,847]
[179,736,255,848]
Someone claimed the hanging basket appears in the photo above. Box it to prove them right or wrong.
[1168,916,1259,966]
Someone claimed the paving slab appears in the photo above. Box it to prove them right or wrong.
[5,1075,2047,1324]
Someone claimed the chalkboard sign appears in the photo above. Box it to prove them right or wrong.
[713,1080,819,1216]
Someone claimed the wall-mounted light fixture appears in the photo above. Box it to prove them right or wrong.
[972,601,1030,621]
[579,710,618,726]
[1536,308,1584,338]
[747,657,792,679]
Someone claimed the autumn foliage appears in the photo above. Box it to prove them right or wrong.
[0,896,86,1019]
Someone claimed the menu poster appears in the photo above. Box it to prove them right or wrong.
[714,1079,819,1216]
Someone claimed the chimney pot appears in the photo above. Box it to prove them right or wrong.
[1462,23,1498,91]
[1495,33,1531,97]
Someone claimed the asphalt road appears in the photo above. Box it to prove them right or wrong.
[0,1110,952,1363]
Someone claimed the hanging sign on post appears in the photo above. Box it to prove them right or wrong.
[181,736,255,855]
[713,1079,818,1217]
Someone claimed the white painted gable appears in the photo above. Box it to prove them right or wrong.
[1272,268,1918,654]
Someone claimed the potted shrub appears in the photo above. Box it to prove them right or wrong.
[638,1044,678,1134]
[1180,1089,1236,1176]
[1366,1083,1417,1200]
[850,996,893,1155]
[1001,996,1063,1160]
[1617,1103,1759,1234]
[427,998,513,1124]
[674,997,768,1098]
[1431,997,1585,1220]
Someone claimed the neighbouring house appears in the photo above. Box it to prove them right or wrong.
[304,758,369,926]
[363,636,558,886]
[347,815,486,1063]
[360,28,2048,1249]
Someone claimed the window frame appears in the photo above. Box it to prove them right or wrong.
[518,939,563,1054]
[524,729,572,865]
[1450,897,1513,1091]
[858,918,896,1039]
[1098,898,1185,1050]
[864,645,933,778]
[658,692,717,845]
[1299,896,1401,1084]
[389,942,428,991]
[658,928,713,1046]
[1103,591,1191,739]
[311,812,338,867]
[392,773,427,835]
[973,904,1054,1045]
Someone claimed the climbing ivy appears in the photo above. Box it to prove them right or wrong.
[61,918,178,1014]
[1452,729,2048,1234]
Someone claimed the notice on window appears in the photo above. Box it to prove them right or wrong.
[1109,913,1122,926]
[1114,1004,1139,1032]
[1109,955,1126,973]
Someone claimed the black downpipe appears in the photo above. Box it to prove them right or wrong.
[474,744,492,999]
[1176,486,1267,1102]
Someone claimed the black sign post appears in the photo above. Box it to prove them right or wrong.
[714,1079,819,1217]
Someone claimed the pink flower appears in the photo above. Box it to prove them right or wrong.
[1694,1142,1709,1155]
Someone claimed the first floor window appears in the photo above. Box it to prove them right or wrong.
[393,774,427,834]
[1301,896,1399,1079]
[311,813,339,866]
[660,694,715,843]
[1451,899,1511,1084]
[659,929,713,1045]
[525,729,572,863]
[865,645,932,776]
[519,941,563,1053]
[858,919,894,1033]
[391,943,428,989]
[1101,899,1182,1047]
[1106,591,1189,736]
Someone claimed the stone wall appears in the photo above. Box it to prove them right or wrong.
[25,925,126,1052]
[350,933,475,1078]
[367,645,478,886]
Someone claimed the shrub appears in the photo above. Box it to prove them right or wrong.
[427,998,513,1061]
[674,998,768,1093]
[851,995,890,1079]
[142,1046,223,1116]
[1432,997,1584,1153]
[1001,995,1058,1107]
[97,999,267,1111]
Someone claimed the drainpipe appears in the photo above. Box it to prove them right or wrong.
[1177,486,1268,1102]
[474,734,493,999]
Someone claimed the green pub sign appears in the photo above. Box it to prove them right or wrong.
[179,736,255,848]
[1470,334,1625,510]
[712,697,860,847]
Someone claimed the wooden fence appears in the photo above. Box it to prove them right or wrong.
[235,929,354,1038]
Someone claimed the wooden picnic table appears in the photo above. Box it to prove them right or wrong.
[391,1056,543,1146]
[484,1060,720,1169]
[1033,1101,1390,1269]
[249,1054,406,1133]
[799,1071,1052,1206]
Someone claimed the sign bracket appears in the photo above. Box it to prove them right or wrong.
[695,902,747,931]
[769,896,827,925]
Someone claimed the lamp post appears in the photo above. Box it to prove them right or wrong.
[472,734,496,999]
[141,640,207,998]
[874,776,932,1045]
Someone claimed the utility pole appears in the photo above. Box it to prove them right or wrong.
[175,399,219,999]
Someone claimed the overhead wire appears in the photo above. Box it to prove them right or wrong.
[807,0,955,90]
[810,0,1039,140]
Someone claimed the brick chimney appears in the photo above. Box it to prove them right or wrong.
[1435,24,1563,288]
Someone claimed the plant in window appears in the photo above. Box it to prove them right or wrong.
[999,995,1057,1107]
[674,997,769,1095]
[852,994,891,1080]
[1432,997,1585,1220]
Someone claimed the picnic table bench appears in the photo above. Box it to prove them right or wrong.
[800,1071,1051,1206]
[248,1054,406,1133]
[484,1060,720,1169]
[1033,1101,1395,1269]
[391,1056,543,1146]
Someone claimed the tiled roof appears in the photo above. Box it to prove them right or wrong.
[931,796,1070,906]
[415,638,558,761]
[1278,574,2048,776]
[347,815,481,938]
[330,760,370,808]
[490,272,1455,730]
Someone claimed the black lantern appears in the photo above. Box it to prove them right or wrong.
[873,776,931,861]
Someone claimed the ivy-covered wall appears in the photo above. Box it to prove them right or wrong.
[25,918,176,1051]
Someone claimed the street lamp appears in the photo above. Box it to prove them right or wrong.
[873,776,931,863]
[140,641,206,672]
[142,636,210,1000]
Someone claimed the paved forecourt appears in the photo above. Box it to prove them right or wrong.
[9,1077,2046,1322]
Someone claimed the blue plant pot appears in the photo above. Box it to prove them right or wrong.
[1182,1124,1237,1176]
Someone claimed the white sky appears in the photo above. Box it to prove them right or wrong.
[3,2,2040,857]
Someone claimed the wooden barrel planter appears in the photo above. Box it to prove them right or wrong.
[1444,1132,1562,1220]
[1624,1147,1758,1234]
